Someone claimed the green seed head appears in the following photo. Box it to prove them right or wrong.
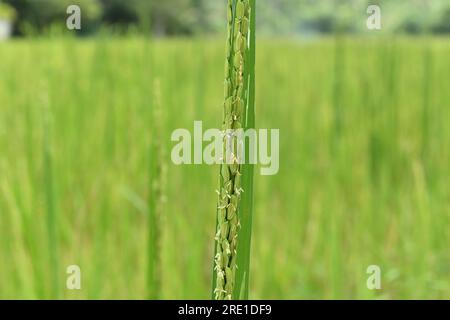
[219,207,226,222]
[227,204,236,221]
[232,121,242,130]
[215,0,253,301]
[225,97,233,110]
[237,84,244,98]
[224,79,231,98]
[234,39,241,54]
[236,1,245,19]
[217,270,225,286]
[222,163,231,182]
[229,224,238,242]
[222,250,230,266]
[241,35,247,52]
[231,195,239,208]
[222,239,231,255]
[235,34,242,52]
[225,113,234,127]
[219,196,229,209]
[234,24,240,37]
[225,180,233,194]
[230,254,237,268]
[233,52,242,69]
[235,98,244,114]
[230,162,239,175]
[215,251,223,267]
[225,267,234,285]
[234,174,242,191]
[220,222,229,239]
[241,17,249,36]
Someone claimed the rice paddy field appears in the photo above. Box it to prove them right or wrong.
[0,36,449,299]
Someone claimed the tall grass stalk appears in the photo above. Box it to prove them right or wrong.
[421,39,432,170]
[42,94,60,299]
[147,79,164,299]
[213,0,255,300]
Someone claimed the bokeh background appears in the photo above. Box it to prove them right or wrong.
[0,0,449,299]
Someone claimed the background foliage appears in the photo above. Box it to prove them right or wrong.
[1,36,449,299]
[1,0,450,36]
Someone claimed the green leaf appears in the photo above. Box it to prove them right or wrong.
[233,0,256,300]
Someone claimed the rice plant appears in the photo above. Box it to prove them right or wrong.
[212,0,256,300]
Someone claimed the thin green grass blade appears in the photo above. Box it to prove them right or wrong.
[234,0,256,300]
[42,98,60,299]
[147,79,163,300]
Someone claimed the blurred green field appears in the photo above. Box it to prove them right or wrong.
[0,36,449,299]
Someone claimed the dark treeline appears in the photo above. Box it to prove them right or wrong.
[1,0,449,36]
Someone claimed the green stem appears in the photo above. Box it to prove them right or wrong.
[43,106,60,299]
[147,79,163,300]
